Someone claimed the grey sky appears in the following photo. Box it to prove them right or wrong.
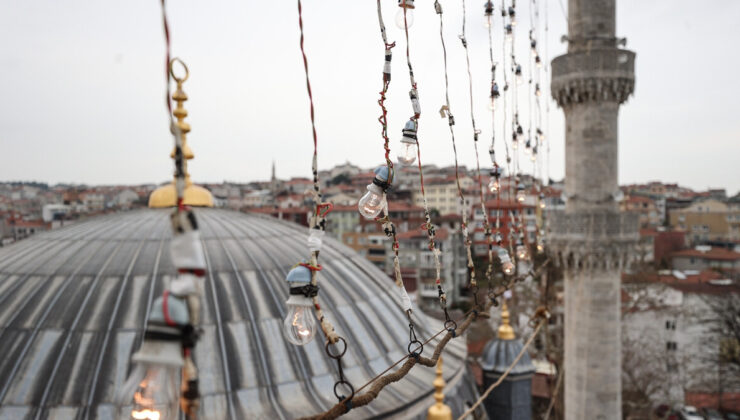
[1,1,738,194]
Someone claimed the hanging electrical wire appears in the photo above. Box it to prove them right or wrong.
[392,0,444,353]
[433,0,477,316]
[116,2,204,418]
[292,0,353,404]
[466,0,500,300]
[357,0,419,348]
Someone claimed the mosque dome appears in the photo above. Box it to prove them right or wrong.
[0,208,478,419]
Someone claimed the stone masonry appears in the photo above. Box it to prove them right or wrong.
[550,0,638,418]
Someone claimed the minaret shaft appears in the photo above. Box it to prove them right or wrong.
[550,0,637,418]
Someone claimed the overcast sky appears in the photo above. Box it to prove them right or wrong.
[1,1,738,194]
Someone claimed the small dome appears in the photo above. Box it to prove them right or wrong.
[0,209,477,419]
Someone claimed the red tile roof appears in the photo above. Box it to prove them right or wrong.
[670,248,740,261]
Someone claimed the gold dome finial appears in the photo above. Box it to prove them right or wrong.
[498,301,516,340]
[149,58,213,208]
[427,356,452,420]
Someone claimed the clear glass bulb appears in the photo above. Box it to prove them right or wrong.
[117,364,180,420]
[516,244,529,261]
[516,73,523,85]
[283,303,317,345]
[358,184,386,219]
[484,15,492,28]
[498,249,515,275]
[539,201,546,209]
[536,242,545,254]
[397,142,417,166]
[530,153,537,162]
[488,96,496,111]
[395,7,414,29]
[517,190,526,202]
[488,178,500,193]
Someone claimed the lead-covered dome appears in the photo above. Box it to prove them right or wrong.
[0,209,477,419]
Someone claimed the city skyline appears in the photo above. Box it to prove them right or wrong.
[1,1,739,192]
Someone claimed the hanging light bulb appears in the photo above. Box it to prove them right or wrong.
[511,132,519,149]
[483,1,494,28]
[516,241,530,261]
[508,6,516,26]
[283,264,318,345]
[494,232,503,244]
[536,128,544,142]
[535,83,542,97]
[498,248,515,275]
[530,39,537,55]
[488,177,500,193]
[505,24,513,42]
[117,294,190,420]
[395,0,415,29]
[536,240,545,254]
[515,64,523,85]
[358,166,390,219]
[397,119,418,166]
[539,193,546,209]
[516,183,526,202]
[535,55,542,68]
[488,145,496,163]
[524,138,532,154]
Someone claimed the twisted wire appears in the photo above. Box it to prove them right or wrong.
[297,0,339,345]
[398,3,445,313]
[298,260,551,420]
[374,0,411,319]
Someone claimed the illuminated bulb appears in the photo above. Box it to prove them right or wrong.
[508,7,516,25]
[535,55,542,68]
[358,166,390,219]
[524,138,532,154]
[488,178,500,193]
[283,265,318,346]
[536,242,545,254]
[512,133,519,150]
[284,304,316,345]
[498,248,515,275]
[530,153,537,162]
[505,25,513,42]
[530,39,537,54]
[120,365,180,420]
[116,295,187,420]
[397,120,418,166]
[395,0,415,29]
[535,83,542,97]
[539,193,546,209]
[516,184,526,202]
[516,243,530,261]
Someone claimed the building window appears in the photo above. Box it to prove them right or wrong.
[665,320,676,330]
[666,341,677,351]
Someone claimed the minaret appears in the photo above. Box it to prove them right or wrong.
[550,0,637,418]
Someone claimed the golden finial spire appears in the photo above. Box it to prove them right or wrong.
[427,356,452,420]
[498,301,516,340]
[149,58,213,208]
